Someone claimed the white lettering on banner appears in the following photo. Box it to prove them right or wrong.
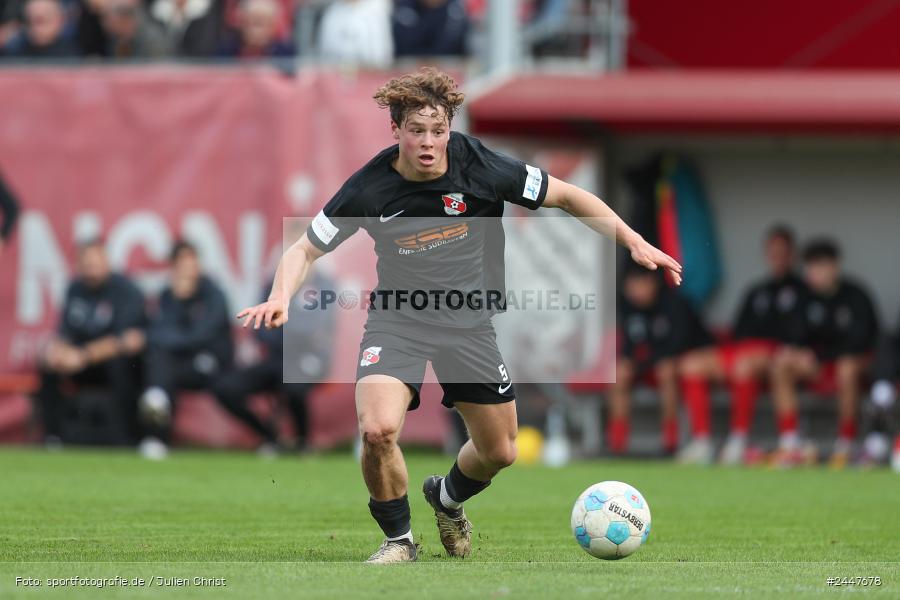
[311,210,338,245]
[74,212,102,242]
[107,210,173,269]
[9,330,53,367]
[523,164,543,201]
[17,212,69,324]
[16,210,268,327]
[183,211,265,312]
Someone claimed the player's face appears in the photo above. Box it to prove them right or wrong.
[392,106,449,181]
[804,258,840,294]
[623,273,658,308]
[78,245,110,289]
[765,236,793,276]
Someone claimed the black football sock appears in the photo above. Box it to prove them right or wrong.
[368,495,412,540]
[441,461,490,510]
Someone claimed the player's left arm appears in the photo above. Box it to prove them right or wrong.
[542,175,682,285]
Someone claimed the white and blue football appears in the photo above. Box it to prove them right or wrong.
[571,481,651,559]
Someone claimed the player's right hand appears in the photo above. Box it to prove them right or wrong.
[237,299,288,330]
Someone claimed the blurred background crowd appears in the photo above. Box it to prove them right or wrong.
[0,0,586,63]
[1,0,899,473]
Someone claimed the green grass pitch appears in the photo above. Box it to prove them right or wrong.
[1,447,898,598]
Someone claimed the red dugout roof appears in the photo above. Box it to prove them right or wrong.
[627,0,900,70]
[467,71,900,136]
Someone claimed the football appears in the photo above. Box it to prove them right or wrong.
[570,481,651,560]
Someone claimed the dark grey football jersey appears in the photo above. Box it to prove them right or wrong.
[306,132,549,328]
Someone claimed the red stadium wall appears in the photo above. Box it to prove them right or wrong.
[628,0,900,69]
[0,67,448,448]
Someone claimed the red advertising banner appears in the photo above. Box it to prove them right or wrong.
[0,66,449,448]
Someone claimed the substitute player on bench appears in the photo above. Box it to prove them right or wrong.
[678,225,808,465]
[770,239,878,469]
[237,68,681,563]
[611,264,711,457]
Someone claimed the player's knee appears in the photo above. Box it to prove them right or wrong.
[484,441,517,470]
[360,423,399,451]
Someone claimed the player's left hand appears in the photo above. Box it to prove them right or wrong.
[629,237,683,286]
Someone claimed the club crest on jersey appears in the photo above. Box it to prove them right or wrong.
[442,193,467,216]
[360,346,382,367]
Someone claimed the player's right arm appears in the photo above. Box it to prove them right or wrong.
[240,163,366,329]
[237,233,325,330]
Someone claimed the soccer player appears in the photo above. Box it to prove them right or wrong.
[237,68,681,563]
[769,239,878,469]
[678,225,808,465]
[611,265,710,457]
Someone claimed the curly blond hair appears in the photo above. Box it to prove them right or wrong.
[373,67,465,126]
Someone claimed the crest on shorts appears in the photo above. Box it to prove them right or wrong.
[360,346,382,367]
[442,193,467,216]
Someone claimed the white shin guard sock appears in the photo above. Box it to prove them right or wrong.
[386,529,413,543]
[439,478,463,510]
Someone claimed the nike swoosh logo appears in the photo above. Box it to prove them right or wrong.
[498,382,512,394]
[379,210,404,223]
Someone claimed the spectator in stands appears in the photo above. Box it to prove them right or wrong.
[0,0,26,51]
[770,238,878,469]
[35,238,146,446]
[2,0,77,58]
[75,0,110,57]
[610,265,712,457]
[392,0,469,58]
[138,241,232,459]
[100,0,171,59]
[149,0,223,57]
[862,310,900,471]
[678,225,808,465]
[222,0,293,43]
[213,269,334,455]
[0,0,73,37]
[317,0,391,68]
[218,0,293,59]
[0,168,20,258]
